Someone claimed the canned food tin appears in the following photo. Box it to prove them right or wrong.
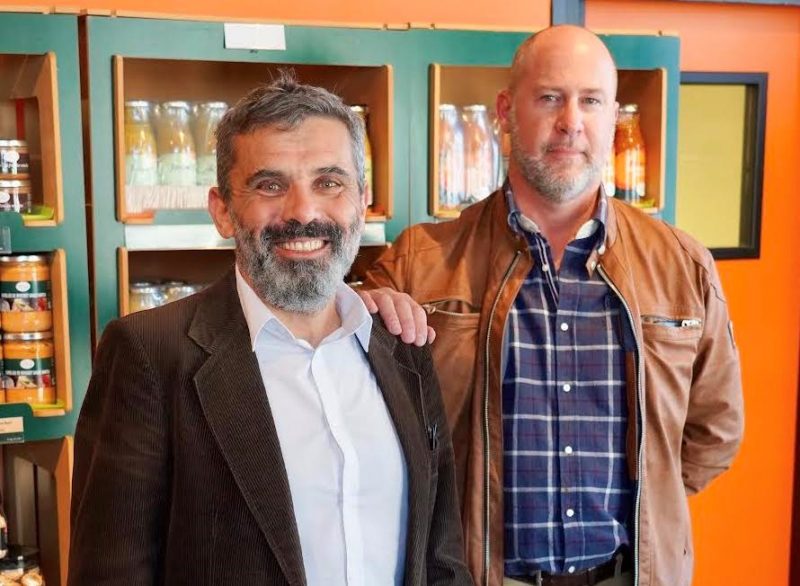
[0,140,30,179]
[2,331,56,405]
[0,255,52,332]
[0,180,33,214]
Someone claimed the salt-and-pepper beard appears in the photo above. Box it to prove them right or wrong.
[510,116,605,204]
[233,214,363,314]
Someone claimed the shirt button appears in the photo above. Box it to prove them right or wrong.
[562,383,571,392]
[598,244,606,255]
[560,322,569,331]
[564,446,573,454]
[566,508,575,518]
[542,264,550,272]
[568,566,576,574]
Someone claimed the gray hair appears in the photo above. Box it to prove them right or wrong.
[215,70,366,201]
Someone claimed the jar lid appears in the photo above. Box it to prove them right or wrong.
[620,104,639,113]
[0,179,31,188]
[350,104,369,113]
[4,332,53,342]
[125,100,153,108]
[0,140,27,148]
[195,101,229,110]
[0,545,40,570]
[161,101,191,110]
[463,104,487,111]
[0,255,46,264]
[439,104,458,111]
[130,283,161,293]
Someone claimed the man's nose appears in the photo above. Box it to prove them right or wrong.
[556,99,583,137]
[280,186,319,225]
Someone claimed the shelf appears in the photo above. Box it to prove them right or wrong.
[428,64,668,217]
[0,52,63,226]
[118,247,235,316]
[113,56,394,222]
[3,436,72,586]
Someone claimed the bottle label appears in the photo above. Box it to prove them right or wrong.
[196,155,217,186]
[0,280,51,312]
[3,356,55,389]
[615,147,646,203]
[126,153,158,186]
[158,152,197,186]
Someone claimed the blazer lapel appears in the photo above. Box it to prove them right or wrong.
[366,324,431,584]
[189,271,305,586]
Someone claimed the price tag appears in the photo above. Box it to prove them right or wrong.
[224,24,286,51]
[0,417,24,444]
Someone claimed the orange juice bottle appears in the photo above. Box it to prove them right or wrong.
[614,104,651,208]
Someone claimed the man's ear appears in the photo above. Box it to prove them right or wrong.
[208,187,235,239]
[496,88,513,134]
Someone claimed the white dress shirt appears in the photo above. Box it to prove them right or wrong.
[235,268,409,586]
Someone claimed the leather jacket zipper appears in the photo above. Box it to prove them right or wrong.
[597,265,645,586]
[482,250,522,586]
[641,315,702,328]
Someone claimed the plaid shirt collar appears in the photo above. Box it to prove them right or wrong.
[504,180,609,250]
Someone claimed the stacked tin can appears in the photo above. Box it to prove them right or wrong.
[0,140,33,214]
[0,255,55,406]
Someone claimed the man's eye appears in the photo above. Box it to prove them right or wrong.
[540,94,559,103]
[318,179,342,190]
[255,182,283,195]
[583,97,602,106]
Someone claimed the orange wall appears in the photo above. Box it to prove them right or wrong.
[588,1,800,584]
[27,0,550,30]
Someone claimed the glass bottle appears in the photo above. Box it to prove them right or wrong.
[350,105,374,207]
[462,105,494,204]
[193,101,228,186]
[614,104,650,207]
[155,101,197,186]
[438,104,465,210]
[123,101,158,186]
[602,147,616,197]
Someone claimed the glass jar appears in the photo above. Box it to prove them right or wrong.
[0,338,5,404]
[0,141,30,180]
[129,282,167,313]
[350,105,374,207]
[0,256,52,333]
[438,104,465,210]
[0,180,33,214]
[193,101,228,186]
[462,105,494,204]
[3,332,56,405]
[155,101,197,186]
[124,101,158,186]
[162,282,202,304]
[614,104,649,207]
[0,545,44,584]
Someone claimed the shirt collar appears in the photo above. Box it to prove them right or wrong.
[235,266,373,352]
[504,179,609,247]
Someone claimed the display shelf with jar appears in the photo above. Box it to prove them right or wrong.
[0,53,62,227]
[117,247,235,316]
[426,34,678,220]
[0,13,91,446]
[113,57,393,224]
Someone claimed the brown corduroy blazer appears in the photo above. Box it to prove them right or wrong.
[68,269,471,586]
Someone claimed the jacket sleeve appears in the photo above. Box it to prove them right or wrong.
[68,319,170,585]
[414,344,473,585]
[681,254,745,495]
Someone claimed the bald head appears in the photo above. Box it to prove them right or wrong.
[509,25,618,97]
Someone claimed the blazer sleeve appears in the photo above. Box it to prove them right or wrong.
[68,318,170,585]
[414,344,473,585]
[681,252,745,495]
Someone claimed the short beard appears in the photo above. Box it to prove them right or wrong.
[510,120,603,204]
[233,215,363,315]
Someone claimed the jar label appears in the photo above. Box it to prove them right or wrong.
[196,155,217,186]
[0,149,28,175]
[158,152,197,186]
[126,153,158,186]
[3,356,54,389]
[0,191,9,204]
[0,280,51,312]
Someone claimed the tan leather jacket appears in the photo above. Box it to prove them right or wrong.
[365,189,744,586]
